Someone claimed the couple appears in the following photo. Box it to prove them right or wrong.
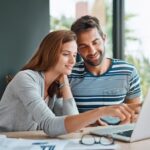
[0,15,141,137]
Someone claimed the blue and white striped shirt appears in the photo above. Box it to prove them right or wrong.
[69,58,141,113]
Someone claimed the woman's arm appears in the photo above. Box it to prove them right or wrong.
[58,75,79,115]
[58,75,73,99]
[14,71,137,137]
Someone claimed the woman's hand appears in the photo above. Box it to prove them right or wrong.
[87,103,142,127]
[98,104,136,125]
[58,74,69,86]
[57,74,72,100]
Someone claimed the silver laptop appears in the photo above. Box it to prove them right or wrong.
[91,91,150,142]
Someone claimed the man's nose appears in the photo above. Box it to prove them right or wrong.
[88,45,96,55]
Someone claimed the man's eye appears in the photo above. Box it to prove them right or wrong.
[78,46,87,50]
[93,40,101,45]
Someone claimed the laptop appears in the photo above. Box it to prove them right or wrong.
[91,90,150,142]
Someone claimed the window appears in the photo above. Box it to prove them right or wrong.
[49,0,113,57]
[125,0,150,97]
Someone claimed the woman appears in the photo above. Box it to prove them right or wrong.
[0,30,133,137]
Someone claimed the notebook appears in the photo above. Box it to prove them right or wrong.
[91,90,150,142]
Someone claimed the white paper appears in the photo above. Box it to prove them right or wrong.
[0,135,119,150]
[0,137,68,150]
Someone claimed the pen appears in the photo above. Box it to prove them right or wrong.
[32,141,48,145]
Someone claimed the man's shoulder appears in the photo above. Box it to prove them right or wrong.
[110,58,139,76]
[112,58,135,69]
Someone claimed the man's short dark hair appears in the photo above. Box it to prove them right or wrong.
[71,15,104,38]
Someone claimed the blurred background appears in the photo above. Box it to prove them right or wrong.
[0,0,150,99]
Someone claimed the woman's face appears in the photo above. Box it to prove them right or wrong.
[54,40,77,75]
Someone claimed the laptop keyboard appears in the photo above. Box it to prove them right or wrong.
[92,124,135,135]
[117,130,133,137]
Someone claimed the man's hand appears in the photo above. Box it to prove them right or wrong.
[127,103,142,123]
[127,103,142,114]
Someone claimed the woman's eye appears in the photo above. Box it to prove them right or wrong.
[63,53,69,56]
[73,54,77,58]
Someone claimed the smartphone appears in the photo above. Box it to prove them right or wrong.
[100,116,121,125]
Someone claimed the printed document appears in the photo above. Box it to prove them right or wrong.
[0,136,68,150]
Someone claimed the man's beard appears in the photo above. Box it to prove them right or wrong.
[83,50,105,67]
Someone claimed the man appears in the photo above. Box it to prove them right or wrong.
[69,15,141,124]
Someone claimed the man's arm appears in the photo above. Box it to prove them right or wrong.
[126,97,141,113]
[125,97,142,122]
[125,97,141,104]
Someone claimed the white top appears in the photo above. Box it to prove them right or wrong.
[44,96,49,105]
[0,70,79,137]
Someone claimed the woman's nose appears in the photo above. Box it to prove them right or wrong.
[69,55,76,64]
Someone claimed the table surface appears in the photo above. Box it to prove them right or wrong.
[1,128,150,150]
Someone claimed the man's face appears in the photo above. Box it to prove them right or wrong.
[77,28,105,67]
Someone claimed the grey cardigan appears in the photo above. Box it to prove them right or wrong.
[0,70,78,137]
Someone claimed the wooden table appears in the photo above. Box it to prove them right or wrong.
[1,129,150,150]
